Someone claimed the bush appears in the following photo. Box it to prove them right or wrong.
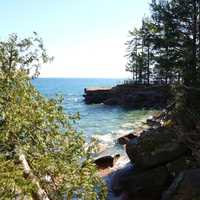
[0,34,106,200]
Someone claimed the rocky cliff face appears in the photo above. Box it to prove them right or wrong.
[84,84,171,109]
[110,114,200,200]
[85,85,200,200]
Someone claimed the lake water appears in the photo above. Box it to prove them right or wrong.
[33,78,155,159]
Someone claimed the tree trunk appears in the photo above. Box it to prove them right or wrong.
[198,0,200,77]
[147,45,150,85]
[191,0,197,85]
[19,152,50,200]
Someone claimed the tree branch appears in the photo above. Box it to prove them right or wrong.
[19,153,50,200]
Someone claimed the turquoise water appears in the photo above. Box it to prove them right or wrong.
[33,78,154,157]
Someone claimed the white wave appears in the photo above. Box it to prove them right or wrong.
[120,122,134,128]
[111,129,134,140]
[147,115,154,120]
[113,155,130,170]
[92,133,115,144]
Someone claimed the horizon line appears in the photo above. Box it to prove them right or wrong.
[38,76,130,79]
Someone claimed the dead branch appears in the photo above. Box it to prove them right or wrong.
[19,152,50,200]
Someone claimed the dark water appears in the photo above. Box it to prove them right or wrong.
[33,78,154,158]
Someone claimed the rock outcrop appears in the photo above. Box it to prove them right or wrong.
[113,166,170,200]
[126,127,188,170]
[84,84,171,109]
[110,115,199,200]
[84,87,112,104]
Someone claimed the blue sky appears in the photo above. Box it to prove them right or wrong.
[0,0,150,78]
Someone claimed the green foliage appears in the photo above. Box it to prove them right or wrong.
[173,84,200,130]
[0,34,106,199]
[126,21,153,85]
[0,33,53,77]
[126,0,200,86]
[126,0,200,129]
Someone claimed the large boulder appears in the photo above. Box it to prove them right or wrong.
[126,127,188,170]
[162,169,200,200]
[112,166,170,200]
[111,164,135,195]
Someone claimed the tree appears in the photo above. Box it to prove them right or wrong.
[141,18,155,84]
[126,0,200,129]
[150,0,180,84]
[125,28,140,83]
[127,0,200,85]
[0,34,106,199]
[126,27,150,84]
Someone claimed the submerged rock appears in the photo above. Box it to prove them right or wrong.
[94,154,120,170]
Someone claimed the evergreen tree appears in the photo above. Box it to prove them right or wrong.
[125,28,141,83]
[126,0,200,129]
[141,18,155,84]
[126,24,152,84]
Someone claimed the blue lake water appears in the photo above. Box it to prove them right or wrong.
[33,78,155,158]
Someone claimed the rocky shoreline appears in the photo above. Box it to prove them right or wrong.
[84,84,171,109]
[94,112,200,200]
[84,84,200,199]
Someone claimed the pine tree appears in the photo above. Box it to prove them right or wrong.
[125,28,141,83]
[126,0,200,129]
[126,24,152,84]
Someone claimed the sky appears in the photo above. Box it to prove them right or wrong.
[0,0,151,78]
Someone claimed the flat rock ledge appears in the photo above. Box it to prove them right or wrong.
[83,84,171,109]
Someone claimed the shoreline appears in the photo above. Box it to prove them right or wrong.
[92,111,157,159]
[94,112,161,199]
[93,109,200,200]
